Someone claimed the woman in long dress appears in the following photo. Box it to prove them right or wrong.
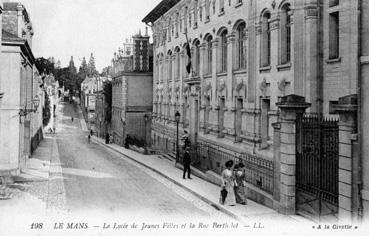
[219,160,236,206]
[234,163,247,205]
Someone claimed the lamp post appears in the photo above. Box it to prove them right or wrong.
[144,114,148,154]
[175,111,181,164]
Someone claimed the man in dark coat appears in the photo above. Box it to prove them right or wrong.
[183,147,192,179]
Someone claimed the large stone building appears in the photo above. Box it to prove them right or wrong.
[0,2,41,178]
[111,30,153,147]
[143,0,369,221]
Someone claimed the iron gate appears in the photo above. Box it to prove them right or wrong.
[296,114,339,220]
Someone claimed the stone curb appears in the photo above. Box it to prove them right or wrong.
[91,136,242,222]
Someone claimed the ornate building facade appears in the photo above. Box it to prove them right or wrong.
[143,0,361,161]
[144,0,369,220]
[111,30,153,146]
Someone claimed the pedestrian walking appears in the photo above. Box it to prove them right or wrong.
[88,134,91,144]
[109,134,113,144]
[125,134,131,149]
[181,130,191,149]
[71,116,74,122]
[183,147,192,179]
[233,163,247,205]
[90,129,93,136]
[219,160,236,206]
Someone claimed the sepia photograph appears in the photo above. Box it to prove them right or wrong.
[0,0,368,235]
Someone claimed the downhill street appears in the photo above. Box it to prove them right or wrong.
[53,102,227,220]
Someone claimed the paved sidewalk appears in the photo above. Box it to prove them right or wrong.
[90,135,310,225]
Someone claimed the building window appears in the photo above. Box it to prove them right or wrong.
[205,35,213,75]
[184,7,188,32]
[193,40,200,76]
[199,6,203,21]
[167,51,173,81]
[183,44,189,78]
[280,4,291,64]
[193,0,198,27]
[219,29,228,73]
[236,22,247,70]
[261,11,271,67]
[219,0,225,13]
[205,0,210,21]
[329,0,339,7]
[329,12,339,59]
[168,19,172,42]
[175,47,180,80]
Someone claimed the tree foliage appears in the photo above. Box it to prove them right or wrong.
[36,57,55,75]
[103,80,112,123]
[43,93,51,126]
[88,53,98,76]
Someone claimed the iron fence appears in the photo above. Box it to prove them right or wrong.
[180,141,274,195]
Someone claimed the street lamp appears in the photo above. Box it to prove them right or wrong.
[175,111,181,164]
[144,114,148,154]
[19,95,40,116]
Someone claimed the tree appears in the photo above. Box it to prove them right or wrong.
[75,57,88,94]
[43,93,51,126]
[103,80,112,123]
[36,57,55,75]
[79,57,88,75]
[88,53,98,76]
[69,56,77,74]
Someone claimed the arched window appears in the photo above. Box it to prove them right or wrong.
[261,11,271,67]
[235,21,247,70]
[280,4,291,64]
[204,35,213,75]
[193,39,200,76]
[219,29,228,73]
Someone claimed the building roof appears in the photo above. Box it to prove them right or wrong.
[142,0,180,24]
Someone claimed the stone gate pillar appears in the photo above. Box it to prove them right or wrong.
[276,95,310,214]
[332,94,358,222]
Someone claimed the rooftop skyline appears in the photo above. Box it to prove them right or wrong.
[17,0,161,71]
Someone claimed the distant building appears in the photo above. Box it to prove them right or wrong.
[80,76,108,126]
[111,29,153,147]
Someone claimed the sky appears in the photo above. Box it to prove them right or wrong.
[19,0,162,71]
